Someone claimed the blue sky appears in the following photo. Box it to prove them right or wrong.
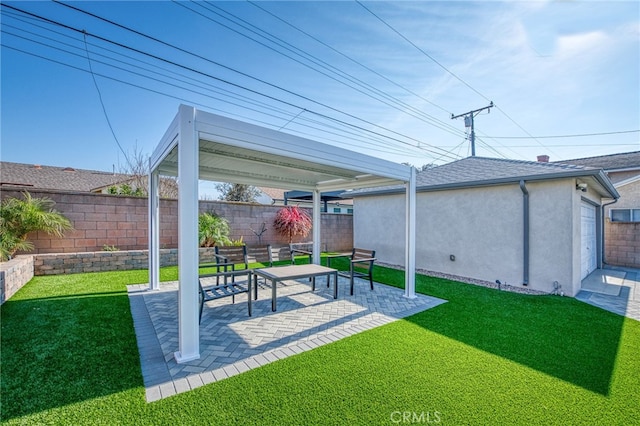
[2,1,639,190]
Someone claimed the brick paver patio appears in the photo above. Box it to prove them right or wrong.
[128,276,446,402]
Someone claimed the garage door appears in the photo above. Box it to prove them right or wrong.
[581,202,597,280]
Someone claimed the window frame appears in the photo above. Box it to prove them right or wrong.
[610,208,640,223]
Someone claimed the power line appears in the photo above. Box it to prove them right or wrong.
[356,0,490,102]
[2,27,439,162]
[82,31,131,167]
[41,1,460,161]
[486,130,640,139]
[355,1,561,158]
[247,0,454,116]
[174,0,466,140]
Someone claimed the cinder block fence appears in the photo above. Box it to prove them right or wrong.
[0,188,354,303]
[0,188,353,255]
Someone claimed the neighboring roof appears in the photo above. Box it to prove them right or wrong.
[0,161,129,192]
[258,186,286,201]
[557,151,640,171]
[349,156,619,199]
[257,187,353,205]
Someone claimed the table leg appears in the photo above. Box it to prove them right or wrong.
[248,272,252,316]
[333,271,338,299]
[312,276,316,291]
[253,274,258,300]
[271,278,277,312]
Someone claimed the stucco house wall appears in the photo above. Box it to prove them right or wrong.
[355,177,606,297]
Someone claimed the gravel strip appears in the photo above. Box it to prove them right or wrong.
[378,262,548,296]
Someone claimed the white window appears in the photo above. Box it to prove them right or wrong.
[610,208,640,222]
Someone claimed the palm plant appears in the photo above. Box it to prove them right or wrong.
[0,192,73,261]
[273,206,312,243]
[198,212,232,247]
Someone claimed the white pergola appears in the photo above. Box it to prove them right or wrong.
[148,105,417,363]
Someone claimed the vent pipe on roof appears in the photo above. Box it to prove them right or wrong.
[519,180,529,286]
[537,155,549,163]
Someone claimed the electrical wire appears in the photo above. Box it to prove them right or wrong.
[2,3,467,165]
[248,0,454,117]
[82,31,131,167]
[485,130,640,139]
[45,1,459,160]
[355,1,561,159]
[196,0,465,138]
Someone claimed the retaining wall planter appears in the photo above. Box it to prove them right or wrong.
[1,255,34,304]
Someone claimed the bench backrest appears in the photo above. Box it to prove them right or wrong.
[214,245,248,269]
[247,244,273,267]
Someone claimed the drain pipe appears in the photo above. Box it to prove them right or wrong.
[519,180,529,286]
[600,198,618,267]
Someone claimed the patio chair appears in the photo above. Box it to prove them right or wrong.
[200,245,249,303]
[289,242,313,265]
[247,244,273,299]
[327,248,376,295]
[213,245,249,272]
[246,244,273,267]
[199,270,253,324]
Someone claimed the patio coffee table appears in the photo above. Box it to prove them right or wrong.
[252,264,338,311]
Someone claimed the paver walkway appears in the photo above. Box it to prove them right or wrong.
[576,267,640,321]
[128,276,446,402]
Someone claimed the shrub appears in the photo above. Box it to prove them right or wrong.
[273,206,312,243]
[0,192,73,261]
[198,212,231,247]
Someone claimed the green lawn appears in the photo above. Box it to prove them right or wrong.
[2,262,639,425]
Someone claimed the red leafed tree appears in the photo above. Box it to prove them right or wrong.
[273,206,312,243]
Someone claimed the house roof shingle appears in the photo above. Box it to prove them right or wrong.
[556,150,640,171]
[0,161,128,192]
[349,156,618,198]
[415,156,594,187]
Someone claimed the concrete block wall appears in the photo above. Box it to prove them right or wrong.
[605,220,640,268]
[32,248,219,276]
[0,255,34,303]
[2,245,302,302]
[1,189,353,256]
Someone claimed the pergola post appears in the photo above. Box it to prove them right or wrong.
[312,188,321,264]
[175,105,200,363]
[148,169,160,291]
[404,167,417,298]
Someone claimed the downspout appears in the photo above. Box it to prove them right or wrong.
[519,180,529,286]
[600,198,618,267]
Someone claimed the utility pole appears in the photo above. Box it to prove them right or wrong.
[451,102,494,156]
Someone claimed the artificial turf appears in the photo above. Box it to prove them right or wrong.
[1,262,639,424]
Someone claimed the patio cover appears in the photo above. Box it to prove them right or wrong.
[149,105,417,363]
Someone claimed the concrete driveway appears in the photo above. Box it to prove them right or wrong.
[577,266,640,321]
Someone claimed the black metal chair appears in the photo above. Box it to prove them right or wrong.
[199,269,253,324]
[247,244,273,299]
[289,242,313,264]
[327,248,377,295]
